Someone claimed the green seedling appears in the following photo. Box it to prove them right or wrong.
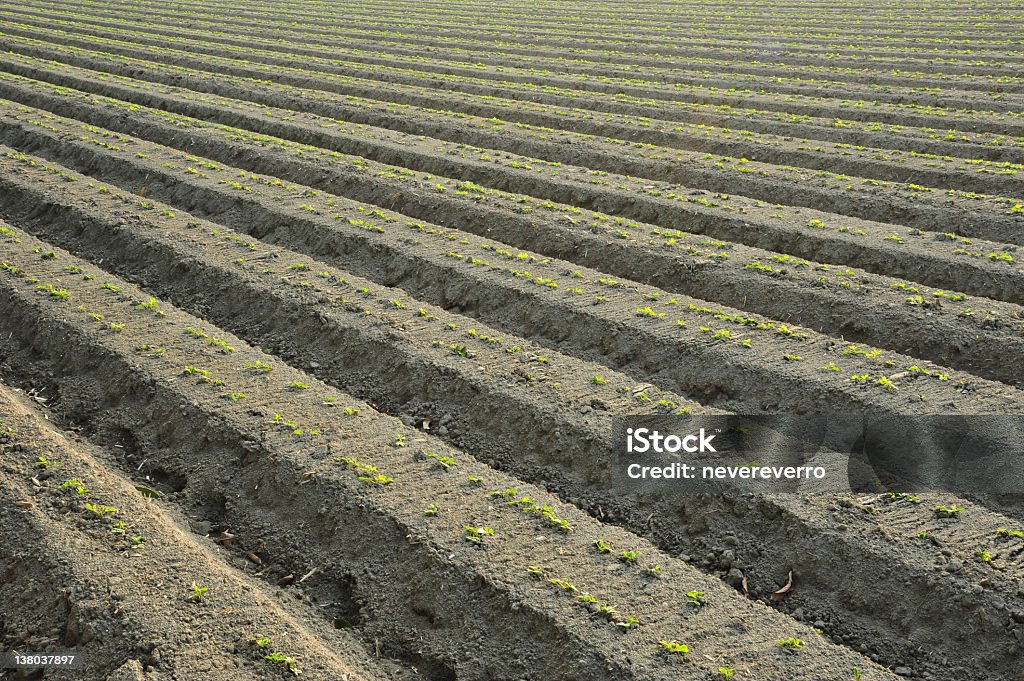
[996,528,1023,539]
[33,455,60,469]
[777,637,805,651]
[359,474,394,486]
[423,504,439,517]
[659,640,689,655]
[290,381,310,391]
[977,548,993,562]
[614,615,640,631]
[549,578,575,592]
[84,502,117,518]
[619,550,640,565]
[245,360,273,373]
[341,457,393,486]
[593,539,612,554]
[263,651,302,677]
[187,582,208,603]
[718,668,735,679]
[36,284,69,300]
[884,492,920,503]
[425,452,455,469]
[58,479,89,495]
[185,327,235,352]
[686,590,706,608]
[464,525,494,544]
[935,504,965,518]
[635,306,665,318]
[526,565,543,579]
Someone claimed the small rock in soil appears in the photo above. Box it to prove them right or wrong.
[725,568,745,588]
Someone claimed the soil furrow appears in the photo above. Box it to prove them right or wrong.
[37,0,1024,40]
[3,52,1022,251]
[0,226,906,681]
[5,160,1024,679]
[5,4,1024,679]
[4,18,1022,141]
[4,13,1021,118]
[6,20,1024,192]
[3,66,1024,275]
[2,126,1023,389]
[8,10,1024,165]
[12,1,1024,102]
[0,383,407,681]
[26,0,1024,78]
[1,135,1019,418]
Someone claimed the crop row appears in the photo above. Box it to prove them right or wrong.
[11,8,1024,128]
[62,0,1021,42]
[0,223,907,681]
[13,4,1024,156]
[6,130,1003,414]
[15,0,1024,99]
[8,9,1024,115]
[198,6,1024,47]
[29,0,1024,73]
[0,383,391,680]
[8,15,1024,166]
[4,164,1024,680]
[2,57,1023,267]
[3,70,1022,293]
[4,101,1024,388]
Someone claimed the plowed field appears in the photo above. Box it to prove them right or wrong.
[1,2,1023,680]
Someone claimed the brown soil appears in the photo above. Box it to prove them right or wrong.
[2,2,1024,680]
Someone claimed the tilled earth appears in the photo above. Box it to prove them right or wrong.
[1,1,1024,680]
